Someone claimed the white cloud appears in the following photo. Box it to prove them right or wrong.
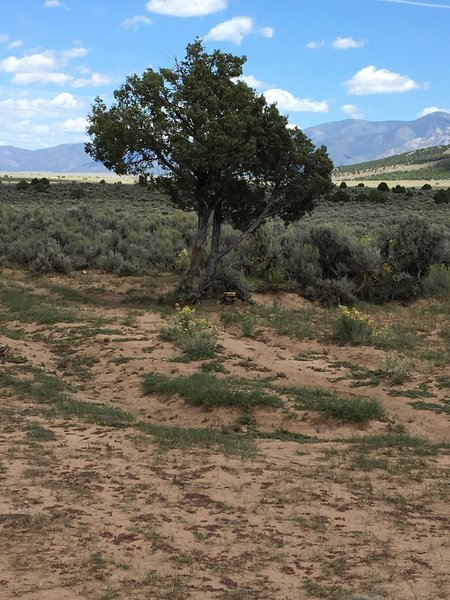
[376,0,450,8]
[306,40,325,49]
[13,71,71,85]
[122,15,153,29]
[0,33,9,44]
[204,16,274,45]
[44,0,68,8]
[63,47,88,58]
[332,36,365,49]
[146,0,226,17]
[0,93,82,117]
[264,88,329,113]
[0,51,72,85]
[51,92,80,108]
[346,65,420,95]
[418,106,450,116]
[237,74,266,89]
[341,104,364,119]
[8,40,23,49]
[0,53,57,73]
[72,72,113,87]
[62,117,87,132]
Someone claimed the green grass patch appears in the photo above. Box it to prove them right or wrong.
[25,424,57,442]
[137,422,256,457]
[410,400,450,415]
[280,384,385,423]
[0,286,77,324]
[143,372,282,410]
[348,433,444,455]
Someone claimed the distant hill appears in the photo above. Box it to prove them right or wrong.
[305,111,450,167]
[334,144,450,181]
[0,143,108,173]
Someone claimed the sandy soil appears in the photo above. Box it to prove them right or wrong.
[0,270,449,600]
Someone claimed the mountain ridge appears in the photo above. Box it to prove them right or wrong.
[1,111,450,172]
[305,111,450,166]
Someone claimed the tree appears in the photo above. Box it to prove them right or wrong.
[85,40,333,295]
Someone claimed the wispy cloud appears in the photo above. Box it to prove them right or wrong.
[306,40,325,49]
[376,0,450,8]
[122,15,152,29]
[341,104,364,119]
[418,106,450,116]
[44,0,70,10]
[204,16,273,45]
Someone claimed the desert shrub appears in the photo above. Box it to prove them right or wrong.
[160,305,219,360]
[434,189,450,204]
[357,182,365,187]
[209,265,253,300]
[332,305,375,344]
[70,186,87,199]
[339,181,347,189]
[377,182,390,192]
[367,188,388,203]
[381,216,449,281]
[285,242,322,289]
[422,264,450,297]
[392,184,406,194]
[306,277,357,306]
[332,189,351,203]
[422,183,432,190]
[380,352,411,385]
[16,179,29,190]
[30,177,50,192]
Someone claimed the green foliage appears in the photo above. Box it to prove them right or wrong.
[143,372,281,410]
[85,39,333,293]
[160,305,219,360]
[283,383,384,423]
[392,184,406,194]
[434,189,450,204]
[30,177,51,192]
[422,264,450,297]
[16,179,29,190]
[332,305,375,344]
[377,181,390,192]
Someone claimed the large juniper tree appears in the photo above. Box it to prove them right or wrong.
[85,40,333,294]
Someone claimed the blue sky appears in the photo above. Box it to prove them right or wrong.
[0,0,449,149]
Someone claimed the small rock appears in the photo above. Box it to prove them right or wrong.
[316,425,328,433]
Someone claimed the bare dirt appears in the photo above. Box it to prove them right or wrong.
[1,270,449,600]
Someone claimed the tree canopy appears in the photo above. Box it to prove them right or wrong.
[86,40,333,295]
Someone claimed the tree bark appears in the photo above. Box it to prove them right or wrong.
[200,203,222,292]
[175,203,211,292]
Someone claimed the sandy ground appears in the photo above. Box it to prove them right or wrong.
[0,269,449,600]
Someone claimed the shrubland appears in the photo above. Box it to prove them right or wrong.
[0,179,449,305]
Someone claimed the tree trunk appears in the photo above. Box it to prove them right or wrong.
[200,203,222,292]
[175,203,211,292]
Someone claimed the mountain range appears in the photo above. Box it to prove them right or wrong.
[0,143,108,173]
[1,111,450,172]
[304,111,450,166]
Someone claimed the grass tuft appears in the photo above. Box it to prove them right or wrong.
[143,372,282,410]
